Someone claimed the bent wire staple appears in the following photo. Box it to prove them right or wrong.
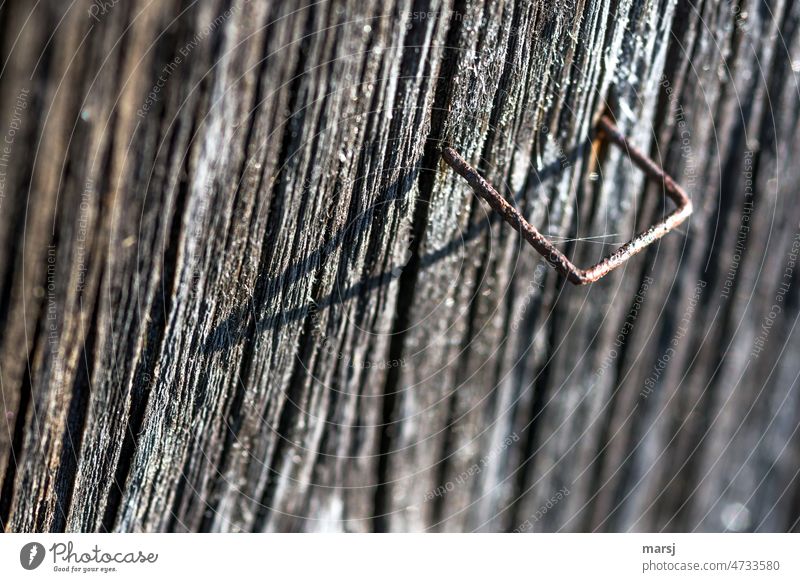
[441,114,693,285]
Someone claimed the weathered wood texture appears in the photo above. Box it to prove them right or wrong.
[1,0,799,532]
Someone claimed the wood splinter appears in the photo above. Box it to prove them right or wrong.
[441,114,693,285]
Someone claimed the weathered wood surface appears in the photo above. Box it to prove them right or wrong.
[1,0,799,532]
